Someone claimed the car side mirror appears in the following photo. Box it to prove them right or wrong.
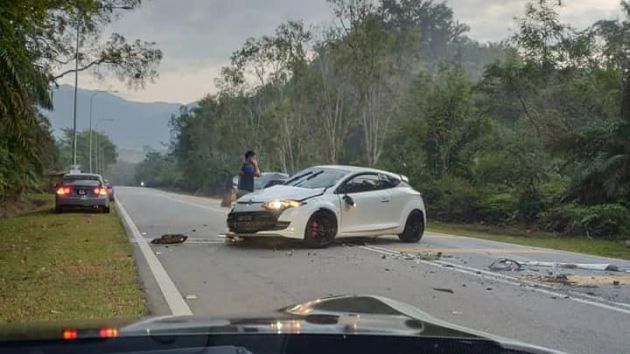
[342,194,356,207]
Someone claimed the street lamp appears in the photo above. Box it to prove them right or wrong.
[95,118,114,175]
[70,5,133,169]
[89,90,118,172]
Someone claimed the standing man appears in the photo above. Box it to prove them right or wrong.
[237,150,261,198]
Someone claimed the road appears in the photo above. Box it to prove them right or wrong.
[115,186,630,354]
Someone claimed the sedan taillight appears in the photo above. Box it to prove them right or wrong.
[56,186,72,195]
[94,187,108,196]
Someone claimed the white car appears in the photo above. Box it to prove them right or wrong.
[226,165,426,248]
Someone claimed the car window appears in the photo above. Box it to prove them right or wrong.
[379,174,401,189]
[341,173,382,193]
[62,175,101,184]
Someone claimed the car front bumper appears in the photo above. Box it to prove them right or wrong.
[227,203,310,240]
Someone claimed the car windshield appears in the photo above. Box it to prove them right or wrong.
[285,169,348,189]
[4,1,630,353]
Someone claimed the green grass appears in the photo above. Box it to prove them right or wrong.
[427,221,630,260]
[0,194,146,323]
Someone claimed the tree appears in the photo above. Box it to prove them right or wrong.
[0,0,162,202]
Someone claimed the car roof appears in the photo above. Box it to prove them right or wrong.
[64,173,102,178]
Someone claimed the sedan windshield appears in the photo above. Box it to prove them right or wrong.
[285,169,348,189]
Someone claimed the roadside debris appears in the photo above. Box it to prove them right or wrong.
[185,294,198,300]
[151,234,188,244]
[451,311,462,315]
[489,258,522,271]
[521,261,619,272]
[432,288,454,294]
[488,258,620,272]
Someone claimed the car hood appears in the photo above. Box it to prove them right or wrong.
[237,185,324,203]
[0,295,564,354]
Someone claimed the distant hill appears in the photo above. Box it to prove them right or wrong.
[42,85,186,159]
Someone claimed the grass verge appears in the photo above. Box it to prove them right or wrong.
[0,194,146,323]
[428,221,630,260]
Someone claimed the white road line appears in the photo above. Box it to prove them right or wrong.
[153,192,229,214]
[359,245,630,315]
[116,200,193,316]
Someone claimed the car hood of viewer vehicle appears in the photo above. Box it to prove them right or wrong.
[237,185,325,203]
[0,295,564,354]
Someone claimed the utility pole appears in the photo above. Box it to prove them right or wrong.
[89,90,117,173]
[71,17,80,168]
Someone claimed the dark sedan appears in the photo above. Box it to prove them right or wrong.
[54,173,110,213]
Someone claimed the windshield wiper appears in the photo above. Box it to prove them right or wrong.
[286,171,313,185]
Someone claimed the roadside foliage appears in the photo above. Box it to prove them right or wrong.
[136,0,630,240]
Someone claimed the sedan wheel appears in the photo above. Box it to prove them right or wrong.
[304,211,337,248]
[398,210,424,243]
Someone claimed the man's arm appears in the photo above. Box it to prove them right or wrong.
[252,160,261,177]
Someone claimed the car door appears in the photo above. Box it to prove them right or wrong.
[378,173,406,227]
[336,173,397,235]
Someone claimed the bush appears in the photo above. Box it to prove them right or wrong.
[428,177,482,222]
[540,203,630,240]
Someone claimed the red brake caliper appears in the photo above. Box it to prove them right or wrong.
[310,220,319,238]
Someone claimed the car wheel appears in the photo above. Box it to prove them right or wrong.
[103,206,110,214]
[398,210,424,243]
[304,211,337,248]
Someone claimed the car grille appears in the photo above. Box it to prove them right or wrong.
[227,211,289,233]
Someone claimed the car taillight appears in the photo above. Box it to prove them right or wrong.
[99,327,119,338]
[62,329,78,340]
[94,187,108,196]
[56,186,71,195]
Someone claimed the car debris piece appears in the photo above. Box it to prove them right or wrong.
[185,294,198,300]
[489,258,522,271]
[522,261,619,272]
[151,234,188,244]
[432,288,454,294]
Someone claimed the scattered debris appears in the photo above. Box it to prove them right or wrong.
[381,254,387,260]
[50,309,60,314]
[203,224,208,227]
[192,229,196,233]
[432,288,454,294]
[522,261,619,272]
[151,234,188,244]
[155,251,161,255]
[489,258,522,271]
[185,294,198,300]
[486,287,493,291]
[141,232,147,236]
[451,311,462,315]
[286,250,293,257]
[613,280,620,286]
[462,284,467,287]
[384,268,391,272]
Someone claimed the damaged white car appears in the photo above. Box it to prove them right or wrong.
[226,165,426,248]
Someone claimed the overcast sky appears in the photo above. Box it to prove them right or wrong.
[59,0,623,104]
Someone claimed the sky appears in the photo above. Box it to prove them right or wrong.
[58,0,623,104]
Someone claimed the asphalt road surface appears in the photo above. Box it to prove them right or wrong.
[115,187,630,354]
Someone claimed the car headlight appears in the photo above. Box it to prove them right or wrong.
[263,199,302,211]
